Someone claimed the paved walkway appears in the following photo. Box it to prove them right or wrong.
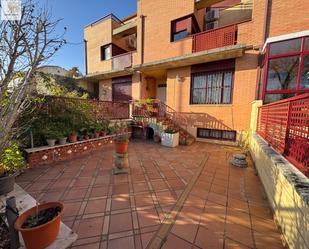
[17,141,284,249]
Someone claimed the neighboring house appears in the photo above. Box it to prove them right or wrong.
[81,0,309,143]
[37,65,69,76]
[35,65,90,97]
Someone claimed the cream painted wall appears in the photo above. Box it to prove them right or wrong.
[99,79,112,101]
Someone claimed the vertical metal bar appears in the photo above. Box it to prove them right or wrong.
[296,37,305,93]
[262,43,270,101]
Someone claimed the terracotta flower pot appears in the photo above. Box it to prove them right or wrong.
[15,202,64,249]
[115,141,128,154]
[94,132,100,138]
[69,134,77,143]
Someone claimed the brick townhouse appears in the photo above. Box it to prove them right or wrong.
[81,0,309,143]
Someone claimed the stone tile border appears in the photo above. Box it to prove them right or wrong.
[146,154,209,249]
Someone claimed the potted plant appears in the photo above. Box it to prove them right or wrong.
[161,127,179,148]
[92,121,103,138]
[58,129,68,145]
[0,143,25,195]
[15,202,64,249]
[44,127,59,147]
[108,126,114,135]
[153,133,161,143]
[179,133,189,146]
[69,131,78,143]
[115,134,129,154]
[79,127,89,140]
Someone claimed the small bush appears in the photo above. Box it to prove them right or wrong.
[0,143,25,176]
[164,128,178,134]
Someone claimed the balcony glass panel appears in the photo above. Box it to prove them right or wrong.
[269,38,302,56]
[301,54,309,89]
[266,56,299,90]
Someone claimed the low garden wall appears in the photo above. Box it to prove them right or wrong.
[25,135,117,167]
[250,133,309,249]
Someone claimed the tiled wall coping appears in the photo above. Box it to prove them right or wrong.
[25,134,119,153]
[25,133,131,167]
[250,133,309,249]
[253,133,309,206]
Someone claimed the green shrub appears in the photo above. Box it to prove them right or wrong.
[164,128,177,134]
[0,143,25,176]
[115,134,129,143]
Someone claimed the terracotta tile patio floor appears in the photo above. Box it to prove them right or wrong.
[16,141,285,249]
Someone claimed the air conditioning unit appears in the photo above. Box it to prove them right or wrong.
[126,36,137,49]
[205,9,220,22]
[205,21,219,31]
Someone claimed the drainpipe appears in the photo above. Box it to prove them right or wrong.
[255,0,270,100]
[84,39,88,75]
[140,15,146,65]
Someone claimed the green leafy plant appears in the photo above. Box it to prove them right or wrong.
[115,134,129,143]
[43,126,62,139]
[0,143,25,176]
[164,127,178,134]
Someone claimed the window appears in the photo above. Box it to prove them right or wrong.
[171,15,200,42]
[191,71,233,104]
[172,30,189,42]
[269,38,301,56]
[101,45,111,61]
[301,54,309,89]
[267,56,299,90]
[262,36,309,103]
[197,128,236,141]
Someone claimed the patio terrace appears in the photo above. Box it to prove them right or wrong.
[16,141,284,249]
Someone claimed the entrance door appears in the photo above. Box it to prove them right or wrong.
[157,83,167,103]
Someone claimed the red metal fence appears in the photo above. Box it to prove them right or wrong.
[192,24,237,53]
[257,93,309,176]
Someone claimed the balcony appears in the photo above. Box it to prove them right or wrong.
[112,52,133,71]
[194,0,224,9]
[192,24,237,53]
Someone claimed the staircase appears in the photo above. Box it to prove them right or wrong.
[132,100,195,145]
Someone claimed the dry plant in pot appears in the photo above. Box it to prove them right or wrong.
[15,201,64,249]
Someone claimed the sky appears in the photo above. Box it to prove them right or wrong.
[41,0,137,75]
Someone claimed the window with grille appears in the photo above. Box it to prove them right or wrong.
[197,128,236,141]
[190,70,233,104]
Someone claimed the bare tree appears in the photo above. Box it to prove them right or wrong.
[0,0,66,151]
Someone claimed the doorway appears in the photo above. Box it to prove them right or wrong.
[157,83,167,103]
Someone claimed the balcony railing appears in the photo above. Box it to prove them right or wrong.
[192,24,237,53]
[257,93,309,176]
[112,52,133,71]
